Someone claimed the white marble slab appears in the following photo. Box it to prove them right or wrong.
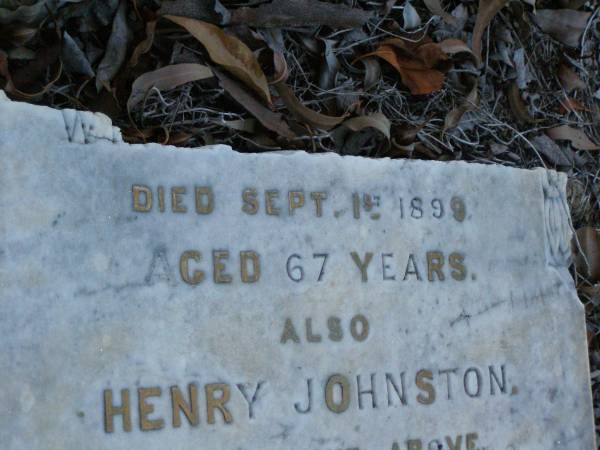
[0,92,595,449]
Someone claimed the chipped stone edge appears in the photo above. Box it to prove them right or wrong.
[542,170,572,270]
[540,166,597,450]
[60,109,123,145]
[0,90,575,181]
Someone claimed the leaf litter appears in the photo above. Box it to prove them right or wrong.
[1,0,600,431]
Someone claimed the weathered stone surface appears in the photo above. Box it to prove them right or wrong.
[0,93,595,449]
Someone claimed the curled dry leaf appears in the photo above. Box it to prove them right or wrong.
[127,63,214,113]
[62,31,94,77]
[531,134,576,167]
[437,38,475,58]
[230,0,372,29]
[513,48,533,90]
[342,113,391,139]
[0,0,50,25]
[507,82,536,125]
[362,38,449,95]
[272,52,289,84]
[546,125,600,151]
[574,227,600,283]
[472,0,510,66]
[403,1,421,30]
[559,97,588,114]
[533,9,592,47]
[274,82,345,130]
[214,69,295,139]
[96,0,131,92]
[319,39,339,91]
[558,64,586,93]
[0,25,37,47]
[444,82,479,131]
[129,20,156,68]
[159,0,230,25]
[221,119,257,133]
[0,48,62,100]
[392,123,423,147]
[423,0,457,26]
[361,57,381,91]
[165,15,271,104]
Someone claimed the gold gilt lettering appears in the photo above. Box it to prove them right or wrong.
[407,440,422,450]
[157,186,165,212]
[325,374,351,413]
[305,318,322,343]
[415,370,436,405]
[449,252,467,281]
[281,318,301,344]
[171,187,187,213]
[466,433,479,450]
[351,252,373,282]
[205,384,233,424]
[350,314,369,341]
[311,192,327,217]
[240,251,260,283]
[242,188,259,215]
[446,435,462,450]
[103,389,132,433]
[265,190,280,216]
[180,250,205,285]
[171,384,199,428]
[195,186,214,214]
[213,250,232,284]
[132,185,152,212]
[138,387,165,431]
[426,251,445,282]
[288,191,305,215]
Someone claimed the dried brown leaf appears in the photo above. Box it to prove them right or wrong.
[342,113,391,139]
[533,9,591,47]
[444,83,479,131]
[403,1,422,30]
[574,227,600,282]
[0,1,50,25]
[165,15,271,104]
[62,31,94,77]
[438,38,475,57]
[423,0,457,26]
[472,0,510,66]
[547,125,600,151]
[0,25,37,46]
[274,82,345,130]
[96,0,131,92]
[129,20,156,68]
[127,64,214,113]
[558,64,586,92]
[531,134,576,166]
[0,48,62,100]
[215,69,295,139]
[507,82,536,124]
[160,0,230,24]
[392,123,423,146]
[361,57,381,91]
[221,119,257,133]
[230,0,372,29]
[363,40,447,95]
[559,97,588,114]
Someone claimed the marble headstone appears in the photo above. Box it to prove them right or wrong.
[0,92,595,449]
